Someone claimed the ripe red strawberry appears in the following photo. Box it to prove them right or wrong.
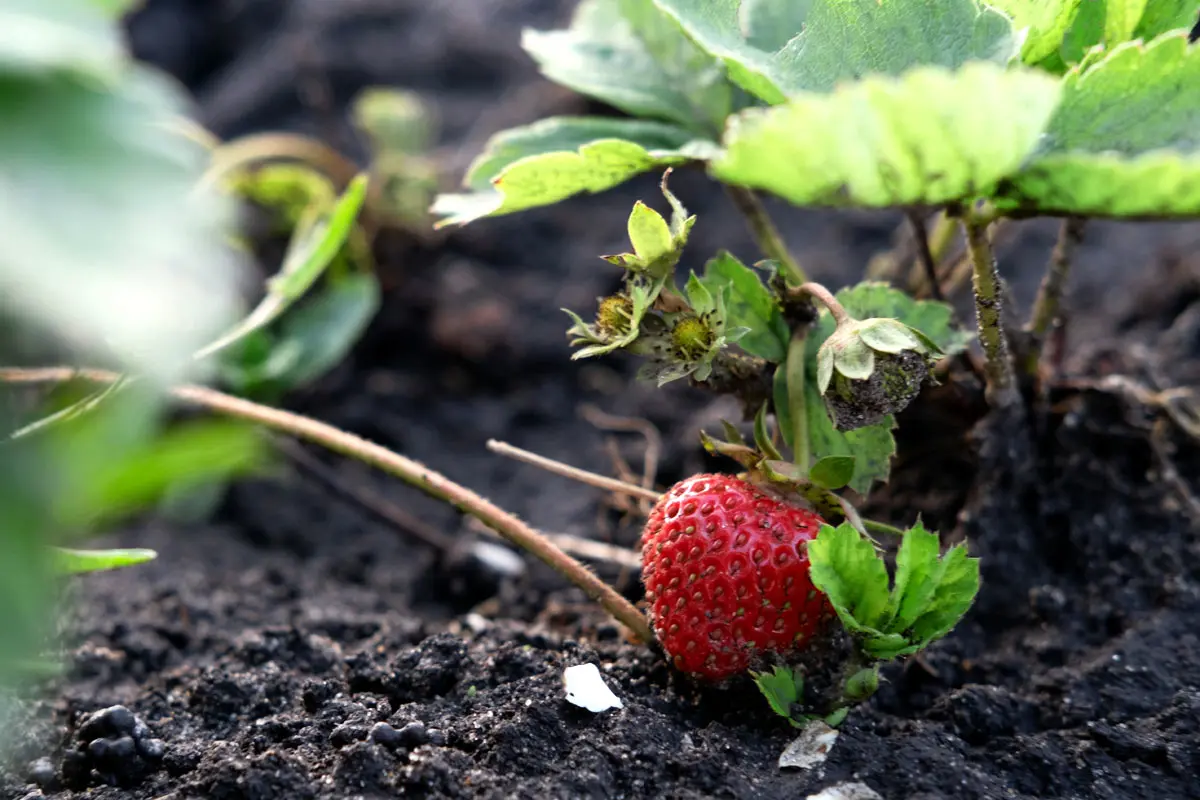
[641,473,830,681]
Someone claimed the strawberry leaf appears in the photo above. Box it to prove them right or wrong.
[650,0,1019,103]
[523,0,735,134]
[698,251,789,362]
[811,521,980,661]
[752,665,804,722]
[985,0,1084,63]
[431,117,714,226]
[809,456,856,491]
[996,33,1200,217]
[712,63,1061,208]
[1059,0,1196,63]
[52,547,157,575]
[808,522,892,633]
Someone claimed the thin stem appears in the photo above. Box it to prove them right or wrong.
[906,210,945,303]
[785,330,811,472]
[486,440,663,503]
[725,185,807,284]
[0,367,654,643]
[959,213,1020,409]
[1024,217,1086,377]
[862,519,907,538]
[794,282,850,325]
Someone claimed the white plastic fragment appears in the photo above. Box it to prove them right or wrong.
[563,663,623,712]
[778,719,839,770]
[807,782,883,800]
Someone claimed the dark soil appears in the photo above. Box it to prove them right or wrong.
[5,2,1200,798]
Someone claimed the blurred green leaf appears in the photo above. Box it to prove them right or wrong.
[60,418,264,527]
[998,32,1200,216]
[52,547,157,575]
[986,0,1083,63]
[431,116,713,226]
[713,63,1061,208]
[650,0,1019,102]
[222,272,381,396]
[196,173,370,360]
[524,0,734,133]
[809,455,856,490]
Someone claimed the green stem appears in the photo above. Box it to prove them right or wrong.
[863,519,906,538]
[794,282,850,325]
[959,212,1020,410]
[0,367,655,644]
[725,185,807,285]
[786,330,811,472]
[1024,217,1086,377]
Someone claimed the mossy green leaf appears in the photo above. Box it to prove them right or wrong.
[713,62,1061,208]
[650,0,1019,103]
[431,117,712,226]
[985,0,1083,63]
[997,33,1200,217]
[524,0,735,134]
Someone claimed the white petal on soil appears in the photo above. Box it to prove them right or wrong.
[563,663,623,712]
[778,719,839,770]
[807,782,883,800]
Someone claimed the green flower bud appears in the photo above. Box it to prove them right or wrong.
[671,314,715,361]
[816,317,942,431]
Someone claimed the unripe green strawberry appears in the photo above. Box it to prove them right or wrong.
[641,474,831,681]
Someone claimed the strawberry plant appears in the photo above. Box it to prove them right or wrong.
[428,0,1200,720]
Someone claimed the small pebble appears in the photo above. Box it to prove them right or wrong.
[26,757,56,789]
[137,738,165,761]
[396,721,429,748]
[368,722,402,748]
[330,723,369,747]
[78,706,136,741]
[427,728,446,747]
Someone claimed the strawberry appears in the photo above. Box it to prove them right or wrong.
[641,473,830,681]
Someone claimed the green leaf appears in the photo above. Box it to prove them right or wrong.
[650,0,1019,103]
[524,0,734,133]
[997,32,1200,217]
[62,420,265,527]
[88,0,143,18]
[223,272,381,396]
[698,251,789,361]
[809,455,856,490]
[629,201,674,263]
[432,117,712,226]
[52,547,156,575]
[985,0,1084,63]
[1134,0,1200,39]
[753,665,803,720]
[807,522,892,633]
[712,62,1061,208]
[1107,0,1151,42]
[1060,0,1198,63]
[882,520,944,632]
[907,544,980,646]
[196,173,369,360]
[0,0,123,78]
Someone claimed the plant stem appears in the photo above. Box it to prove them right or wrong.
[959,213,1021,410]
[906,210,945,302]
[794,282,850,325]
[862,519,906,538]
[487,440,662,502]
[785,331,811,472]
[0,367,654,643]
[1024,217,1086,377]
[725,185,807,285]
